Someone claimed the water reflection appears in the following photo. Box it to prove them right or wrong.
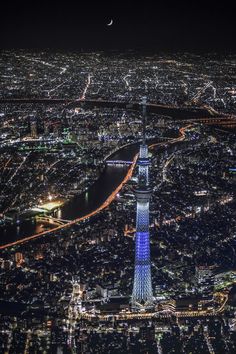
[0,141,142,246]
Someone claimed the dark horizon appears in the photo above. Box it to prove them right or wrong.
[1,1,236,52]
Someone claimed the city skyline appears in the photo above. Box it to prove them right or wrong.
[0,5,236,350]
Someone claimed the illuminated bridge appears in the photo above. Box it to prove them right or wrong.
[106,160,133,166]
[177,116,236,126]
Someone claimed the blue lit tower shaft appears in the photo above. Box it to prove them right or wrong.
[139,97,149,185]
[132,97,153,306]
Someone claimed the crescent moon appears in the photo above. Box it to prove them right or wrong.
[107,19,113,26]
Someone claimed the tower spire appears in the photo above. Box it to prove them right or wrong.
[141,96,147,145]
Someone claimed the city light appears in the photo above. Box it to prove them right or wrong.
[0,49,235,352]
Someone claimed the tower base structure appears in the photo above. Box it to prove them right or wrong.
[131,298,155,312]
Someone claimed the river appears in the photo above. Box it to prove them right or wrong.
[0,141,143,247]
[0,100,224,248]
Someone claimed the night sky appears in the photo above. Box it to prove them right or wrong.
[1,1,235,52]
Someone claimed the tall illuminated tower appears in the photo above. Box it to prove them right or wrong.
[132,97,153,308]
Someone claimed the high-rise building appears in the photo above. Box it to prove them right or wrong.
[195,265,214,296]
[15,252,24,266]
[30,115,38,139]
[132,97,153,308]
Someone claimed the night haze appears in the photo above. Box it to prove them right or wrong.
[1,1,236,51]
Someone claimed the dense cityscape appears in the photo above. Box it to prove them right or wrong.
[0,50,236,353]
